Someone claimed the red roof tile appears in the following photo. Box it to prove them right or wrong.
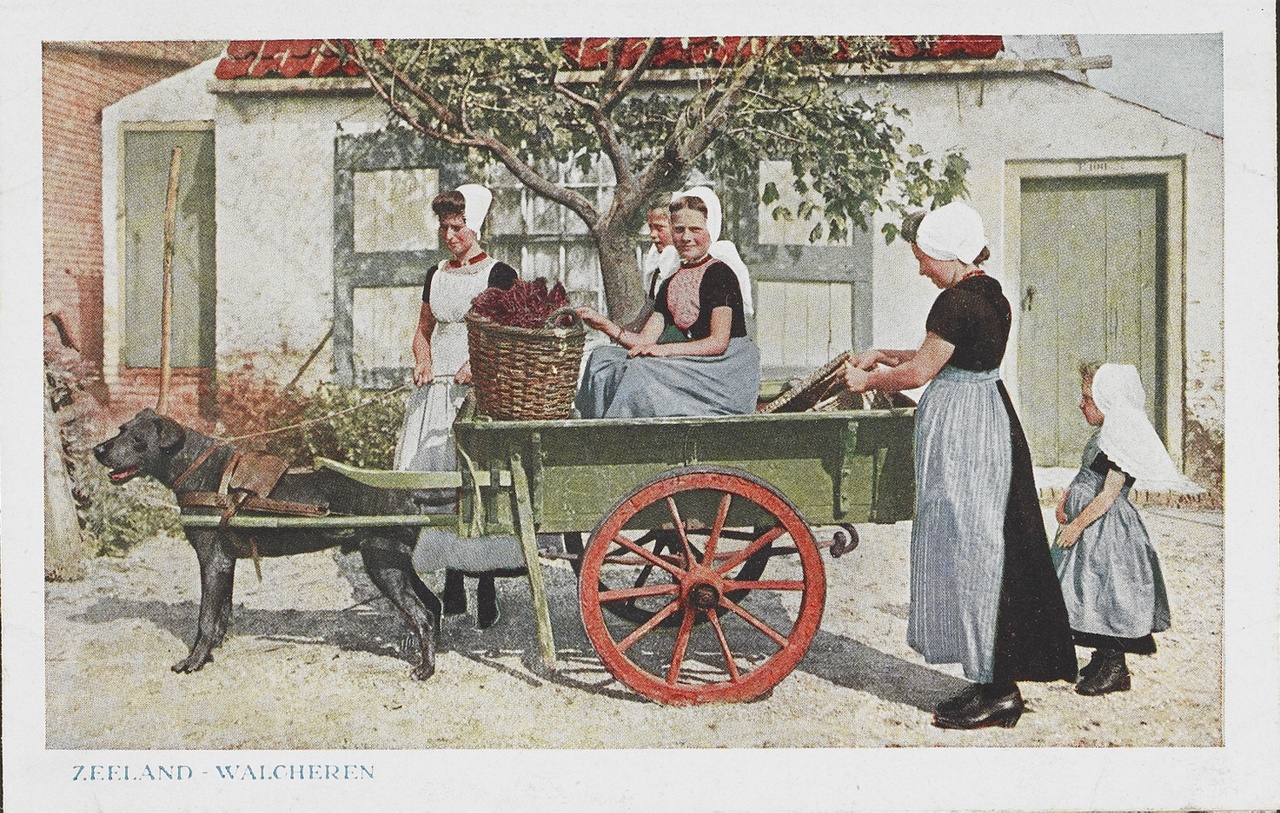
[214,36,1005,80]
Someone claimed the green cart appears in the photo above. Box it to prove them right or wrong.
[217,394,916,705]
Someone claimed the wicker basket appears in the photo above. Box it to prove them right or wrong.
[465,312,586,420]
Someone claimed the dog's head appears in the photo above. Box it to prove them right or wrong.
[93,409,188,484]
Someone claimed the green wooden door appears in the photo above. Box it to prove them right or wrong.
[122,128,216,369]
[1018,175,1166,467]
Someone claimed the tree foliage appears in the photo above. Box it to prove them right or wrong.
[341,36,969,319]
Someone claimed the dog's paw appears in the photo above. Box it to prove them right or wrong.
[172,652,212,673]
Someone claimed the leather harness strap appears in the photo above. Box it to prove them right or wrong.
[176,448,331,580]
[171,442,225,490]
[176,491,331,517]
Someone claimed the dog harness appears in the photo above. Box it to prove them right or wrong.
[176,448,331,578]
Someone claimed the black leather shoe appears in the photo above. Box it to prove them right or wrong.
[1077,651,1130,696]
[1078,649,1105,681]
[935,684,985,717]
[932,685,1024,730]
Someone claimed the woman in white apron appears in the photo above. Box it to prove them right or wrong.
[395,184,522,629]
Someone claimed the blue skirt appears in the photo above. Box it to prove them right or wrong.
[575,337,761,419]
[909,367,1011,682]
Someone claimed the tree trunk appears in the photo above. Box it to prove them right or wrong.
[44,380,91,581]
[595,224,646,323]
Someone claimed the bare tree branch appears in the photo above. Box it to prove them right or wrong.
[553,81,634,191]
[355,41,600,227]
[599,38,662,115]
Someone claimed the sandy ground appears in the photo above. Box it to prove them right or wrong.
[46,505,1222,749]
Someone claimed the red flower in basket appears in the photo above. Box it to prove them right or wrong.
[466,278,585,420]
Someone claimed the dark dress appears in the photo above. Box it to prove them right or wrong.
[911,273,1077,684]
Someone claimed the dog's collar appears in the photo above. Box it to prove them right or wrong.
[171,442,227,489]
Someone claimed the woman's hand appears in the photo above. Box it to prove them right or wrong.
[847,350,881,370]
[1057,522,1083,549]
[843,362,872,393]
[575,306,613,334]
[1055,492,1069,525]
[628,342,669,358]
[454,360,473,385]
[413,355,434,387]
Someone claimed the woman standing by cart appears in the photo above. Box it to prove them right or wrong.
[396,184,522,629]
[843,201,1076,729]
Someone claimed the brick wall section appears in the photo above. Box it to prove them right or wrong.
[42,42,224,396]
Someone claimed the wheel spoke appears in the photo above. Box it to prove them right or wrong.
[720,595,789,648]
[703,492,732,564]
[665,497,697,566]
[613,533,687,577]
[708,611,741,682]
[717,524,786,575]
[617,600,681,653]
[666,603,698,685]
[722,579,805,591]
[599,583,679,603]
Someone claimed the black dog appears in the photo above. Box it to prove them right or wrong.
[93,409,453,680]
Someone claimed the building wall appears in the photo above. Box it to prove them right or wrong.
[44,43,222,373]
[95,64,1224,484]
[211,93,386,386]
[864,72,1223,480]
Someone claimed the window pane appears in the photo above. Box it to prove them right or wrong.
[565,243,601,292]
[487,188,525,236]
[522,245,560,283]
[530,194,561,234]
[352,286,418,374]
[353,168,439,253]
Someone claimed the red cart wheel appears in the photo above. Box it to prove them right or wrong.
[579,466,825,705]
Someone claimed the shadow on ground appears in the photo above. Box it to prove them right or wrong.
[71,550,964,711]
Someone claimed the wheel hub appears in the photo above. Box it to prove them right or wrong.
[687,582,720,610]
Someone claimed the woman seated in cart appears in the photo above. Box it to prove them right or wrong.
[574,186,760,418]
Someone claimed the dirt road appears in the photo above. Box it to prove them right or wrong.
[46,506,1222,749]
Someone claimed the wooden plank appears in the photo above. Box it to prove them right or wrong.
[179,514,457,529]
[509,448,558,672]
[314,456,510,489]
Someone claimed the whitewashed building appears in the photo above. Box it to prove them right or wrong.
[99,38,1223,484]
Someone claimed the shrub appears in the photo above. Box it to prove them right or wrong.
[217,363,407,469]
[296,383,407,470]
[76,454,184,557]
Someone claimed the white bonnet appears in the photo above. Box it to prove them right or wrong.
[915,200,988,265]
[455,184,493,234]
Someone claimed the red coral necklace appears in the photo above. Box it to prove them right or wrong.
[446,252,488,270]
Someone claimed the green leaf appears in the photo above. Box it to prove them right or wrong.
[761,181,779,205]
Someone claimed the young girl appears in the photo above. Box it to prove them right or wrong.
[1053,363,1181,695]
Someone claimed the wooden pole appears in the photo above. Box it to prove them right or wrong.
[157,146,182,414]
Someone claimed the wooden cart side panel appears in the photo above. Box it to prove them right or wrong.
[453,410,915,536]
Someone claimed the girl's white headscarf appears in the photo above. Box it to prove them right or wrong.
[1093,364,1203,493]
[656,186,754,316]
[916,200,988,265]
[456,184,493,234]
